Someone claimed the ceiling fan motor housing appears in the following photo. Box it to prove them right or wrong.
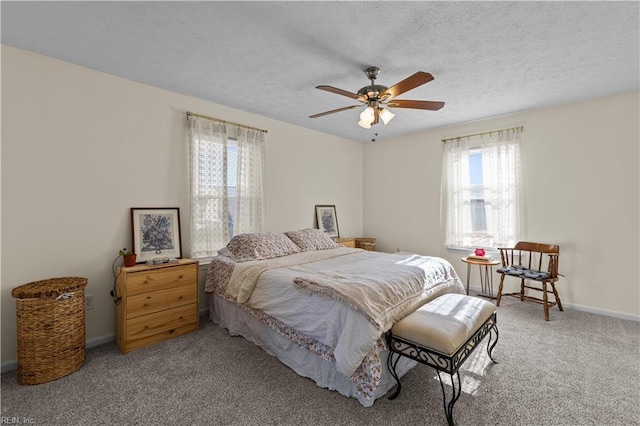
[359,67,389,100]
[357,84,388,100]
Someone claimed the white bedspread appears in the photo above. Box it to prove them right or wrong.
[225,247,355,303]
[227,248,464,378]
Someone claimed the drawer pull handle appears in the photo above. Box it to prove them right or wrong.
[178,275,184,279]
[169,329,175,334]
[178,296,183,299]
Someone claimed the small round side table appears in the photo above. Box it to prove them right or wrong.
[461,257,501,300]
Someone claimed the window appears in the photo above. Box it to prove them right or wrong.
[227,141,237,237]
[469,149,487,233]
[441,127,523,249]
[189,117,265,259]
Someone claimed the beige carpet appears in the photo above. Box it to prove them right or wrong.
[2,297,639,425]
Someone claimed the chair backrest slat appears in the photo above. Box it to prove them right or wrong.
[537,253,543,271]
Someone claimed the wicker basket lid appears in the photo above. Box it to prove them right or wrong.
[12,277,88,299]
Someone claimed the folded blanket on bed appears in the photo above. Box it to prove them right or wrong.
[225,247,356,303]
[293,253,460,332]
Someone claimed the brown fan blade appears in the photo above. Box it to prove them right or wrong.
[380,72,434,101]
[316,85,365,101]
[309,105,361,118]
[386,100,445,110]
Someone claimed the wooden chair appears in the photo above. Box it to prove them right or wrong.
[495,242,562,321]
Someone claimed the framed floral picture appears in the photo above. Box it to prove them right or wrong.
[130,207,182,263]
[315,205,340,239]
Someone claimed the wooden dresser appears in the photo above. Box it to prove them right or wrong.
[115,259,199,354]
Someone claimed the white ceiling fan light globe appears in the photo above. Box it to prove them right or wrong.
[359,106,375,123]
[379,108,395,125]
[358,119,372,129]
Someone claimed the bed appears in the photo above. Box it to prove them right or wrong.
[205,229,465,407]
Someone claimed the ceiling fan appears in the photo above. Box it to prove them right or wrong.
[309,66,445,129]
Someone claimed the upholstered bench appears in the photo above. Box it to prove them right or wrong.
[386,293,498,426]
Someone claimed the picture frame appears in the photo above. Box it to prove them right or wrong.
[130,207,182,263]
[315,205,340,239]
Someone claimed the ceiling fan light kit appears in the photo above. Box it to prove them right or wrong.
[357,105,395,128]
[311,66,444,132]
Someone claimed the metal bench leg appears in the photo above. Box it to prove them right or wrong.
[487,324,499,363]
[436,369,461,426]
[386,351,402,400]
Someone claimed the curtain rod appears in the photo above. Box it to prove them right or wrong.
[186,111,268,133]
[442,125,523,143]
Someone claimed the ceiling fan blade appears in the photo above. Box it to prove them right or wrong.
[316,85,365,101]
[380,72,434,100]
[309,105,361,118]
[386,99,445,110]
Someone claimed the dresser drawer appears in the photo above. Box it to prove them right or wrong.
[123,323,198,354]
[126,284,197,319]
[125,303,197,343]
[126,264,197,296]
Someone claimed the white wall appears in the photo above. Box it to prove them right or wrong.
[1,46,363,363]
[2,45,637,367]
[363,91,640,318]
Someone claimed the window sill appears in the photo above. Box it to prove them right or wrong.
[191,257,213,267]
[446,246,500,256]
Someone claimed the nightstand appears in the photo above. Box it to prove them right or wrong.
[335,238,356,248]
[115,259,199,354]
[461,257,500,300]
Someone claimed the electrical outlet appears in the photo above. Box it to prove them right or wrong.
[85,294,95,311]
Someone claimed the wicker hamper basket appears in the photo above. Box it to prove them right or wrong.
[11,277,87,385]
[355,237,376,251]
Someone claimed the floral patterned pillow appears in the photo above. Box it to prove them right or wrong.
[226,232,300,262]
[285,228,340,251]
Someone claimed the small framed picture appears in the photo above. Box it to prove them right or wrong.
[315,205,340,238]
[131,208,182,263]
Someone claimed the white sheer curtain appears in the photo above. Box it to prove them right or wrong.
[441,127,522,249]
[189,117,266,259]
[233,127,266,235]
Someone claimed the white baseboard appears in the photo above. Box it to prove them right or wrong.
[561,302,640,322]
[468,285,640,322]
[2,360,17,374]
[2,312,212,374]
[1,333,115,374]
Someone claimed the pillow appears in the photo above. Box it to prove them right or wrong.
[226,232,300,262]
[285,228,340,251]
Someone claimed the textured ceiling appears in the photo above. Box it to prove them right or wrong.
[2,1,638,142]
